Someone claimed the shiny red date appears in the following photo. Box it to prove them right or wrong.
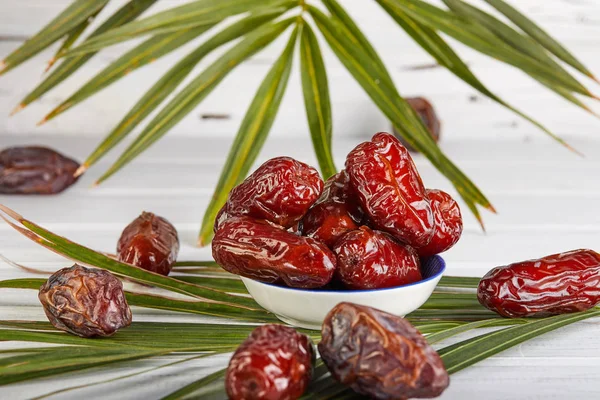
[215,157,323,229]
[345,132,434,247]
[226,324,314,400]
[117,212,180,276]
[417,189,463,257]
[212,216,336,288]
[333,226,422,290]
[300,170,363,248]
[478,249,600,317]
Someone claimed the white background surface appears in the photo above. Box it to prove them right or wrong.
[1,0,600,399]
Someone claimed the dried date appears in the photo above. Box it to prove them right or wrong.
[319,302,449,399]
[478,249,600,317]
[212,216,336,288]
[0,146,80,194]
[300,170,364,248]
[333,226,422,290]
[226,324,314,400]
[38,264,132,337]
[215,157,323,230]
[117,212,180,276]
[393,97,441,153]
[346,132,434,247]
[417,189,463,257]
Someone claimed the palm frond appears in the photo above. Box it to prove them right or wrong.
[308,5,494,226]
[0,0,109,76]
[96,17,295,185]
[300,21,336,180]
[78,7,291,175]
[14,0,158,114]
[483,0,597,81]
[62,0,292,56]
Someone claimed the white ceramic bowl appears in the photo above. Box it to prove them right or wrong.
[241,256,446,330]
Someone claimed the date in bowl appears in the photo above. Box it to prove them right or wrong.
[241,256,446,330]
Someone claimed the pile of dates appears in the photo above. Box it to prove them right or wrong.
[38,211,180,338]
[213,132,463,290]
[225,302,449,400]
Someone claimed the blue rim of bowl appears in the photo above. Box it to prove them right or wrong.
[241,255,446,294]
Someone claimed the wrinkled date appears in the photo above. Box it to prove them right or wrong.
[417,189,463,257]
[394,97,441,153]
[226,324,315,400]
[117,212,180,276]
[38,264,132,337]
[212,216,336,288]
[333,226,422,290]
[0,146,80,194]
[215,157,323,229]
[300,170,364,248]
[346,132,434,247]
[319,303,449,399]
[478,249,600,318]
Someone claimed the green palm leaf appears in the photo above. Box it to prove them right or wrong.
[96,18,295,185]
[13,0,158,114]
[40,25,216,124]
[376,1,577,152]
[439,308,600,373]
[198,25,298,245]
[309,6,494,227]
[0,0,109,76]
[483,0,597,81]
[322,0,394,87]
[300,21,335,180]
[45,10,99,72]
[79,7,291,175]
[380,0,593,97]
[63,0,292,56]
[441,0,595,115]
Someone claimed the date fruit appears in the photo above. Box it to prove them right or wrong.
[117,212,180,276]
[393,97,441,153]
[215,157,323,229]
[333,226,422,290]
[212,216,336,288]
[226,324,314,400]
[319,302,449,399]
[0,146,80,194]
[346,132,434,247]
[38,264,132,337]
[417,189,463,257]
[478,249,600,318]
[300,170,363,248]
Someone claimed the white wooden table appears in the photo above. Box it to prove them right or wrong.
[2,0,600,398]
[1,134,600,400]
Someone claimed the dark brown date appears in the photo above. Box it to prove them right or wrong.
[319,302,449,399]
[0,146,80,194]
[212,216,336,288]
[346,132,434,248]
[478,249,600,318]
[38,264,132,337]
[215,157,323,230]
[393,97,441,153]
[417,189,463,257]
[333,226,422,290]
[117,212,180,276]
[226,324,315,400]
[300,170,364,248]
